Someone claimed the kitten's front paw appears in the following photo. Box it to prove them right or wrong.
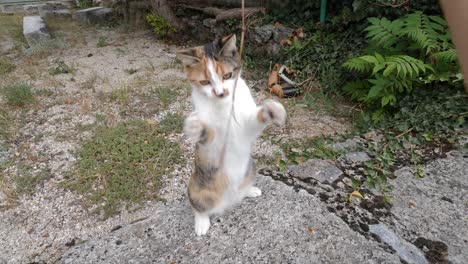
[259,99,287,126]
[194,213,210,236]
[184,113,204,142]
[245,186,262,198]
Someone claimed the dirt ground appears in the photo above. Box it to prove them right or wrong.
[0,15,352,263]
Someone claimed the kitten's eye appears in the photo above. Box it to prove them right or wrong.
[199,80,211,86]
[223,72,233,80]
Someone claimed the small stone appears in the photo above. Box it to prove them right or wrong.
[342,177,352,186]
[344,152,371,163]
[369,224,428,264]
[336,181,345,189]
[23,16,51,46]
[286,159,343,184]
[202,18,216,28]
[272,26,294,43]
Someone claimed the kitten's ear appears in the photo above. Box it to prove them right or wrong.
[176,48,203,67]
[218,34,237,57]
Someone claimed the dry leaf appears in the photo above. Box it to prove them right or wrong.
[307,227,313,234]
[274,21,283,27]
[348,191,365,203]
[280,39,289,46]
[268,64,280,88]
[296,27,305,38]
[270,84,284,98]
[408,202,416,207]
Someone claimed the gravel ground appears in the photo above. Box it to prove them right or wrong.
[0,24,352,263]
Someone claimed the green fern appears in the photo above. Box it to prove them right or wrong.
[366,17,403,49]
[343,11,462,112]
[433,49,458,63]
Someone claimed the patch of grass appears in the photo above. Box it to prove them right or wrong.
[1,82,35,107]
[0,57,15,75]
[48,59,76,75]
[60,120,182,218]
[151,84,178,108]
[0,14,27,52]
[14,167,51,195]
[159,112,183,134]
[110,86,132,105]
[97,35,107,48]
[25,36,68,57]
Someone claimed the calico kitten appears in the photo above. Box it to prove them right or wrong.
[177,34,286,236]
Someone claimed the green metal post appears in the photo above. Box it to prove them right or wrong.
[320,0,327,24]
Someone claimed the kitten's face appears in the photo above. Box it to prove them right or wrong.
[177,35,240,100]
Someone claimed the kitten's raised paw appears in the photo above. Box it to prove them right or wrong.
[184,113,204,142]
[259,99,286,126]
[246,186,262,198]
[194,213,210,236]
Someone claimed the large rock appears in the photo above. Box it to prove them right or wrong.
[369,224,428,264]
[286,159,343,184]
[23,16,51,46]
[73,7,113,24]
[390,152,468,263]
[59,176,399,263]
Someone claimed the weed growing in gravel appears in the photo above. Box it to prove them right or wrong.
[97,35,107,48]
[48,59,76,75]
[0,57,15,75]
[61,120,182,218]
[159,112,183,134]
[151,84,178,109]
[1,82,35,107]
[110,86,132,105]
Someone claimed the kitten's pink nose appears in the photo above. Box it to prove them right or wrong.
[212,88,228,98]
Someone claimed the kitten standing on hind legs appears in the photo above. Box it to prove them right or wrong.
[177,34,286,236]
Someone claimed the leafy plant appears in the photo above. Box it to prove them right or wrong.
[145,14,176,39]
[343,12,462,111]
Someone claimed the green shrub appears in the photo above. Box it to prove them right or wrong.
[145,14,176,39]
[1,82,34,107]
[343,11,462,113]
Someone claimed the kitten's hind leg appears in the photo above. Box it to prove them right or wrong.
[194,212,211,236]
[239,159,261,198]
